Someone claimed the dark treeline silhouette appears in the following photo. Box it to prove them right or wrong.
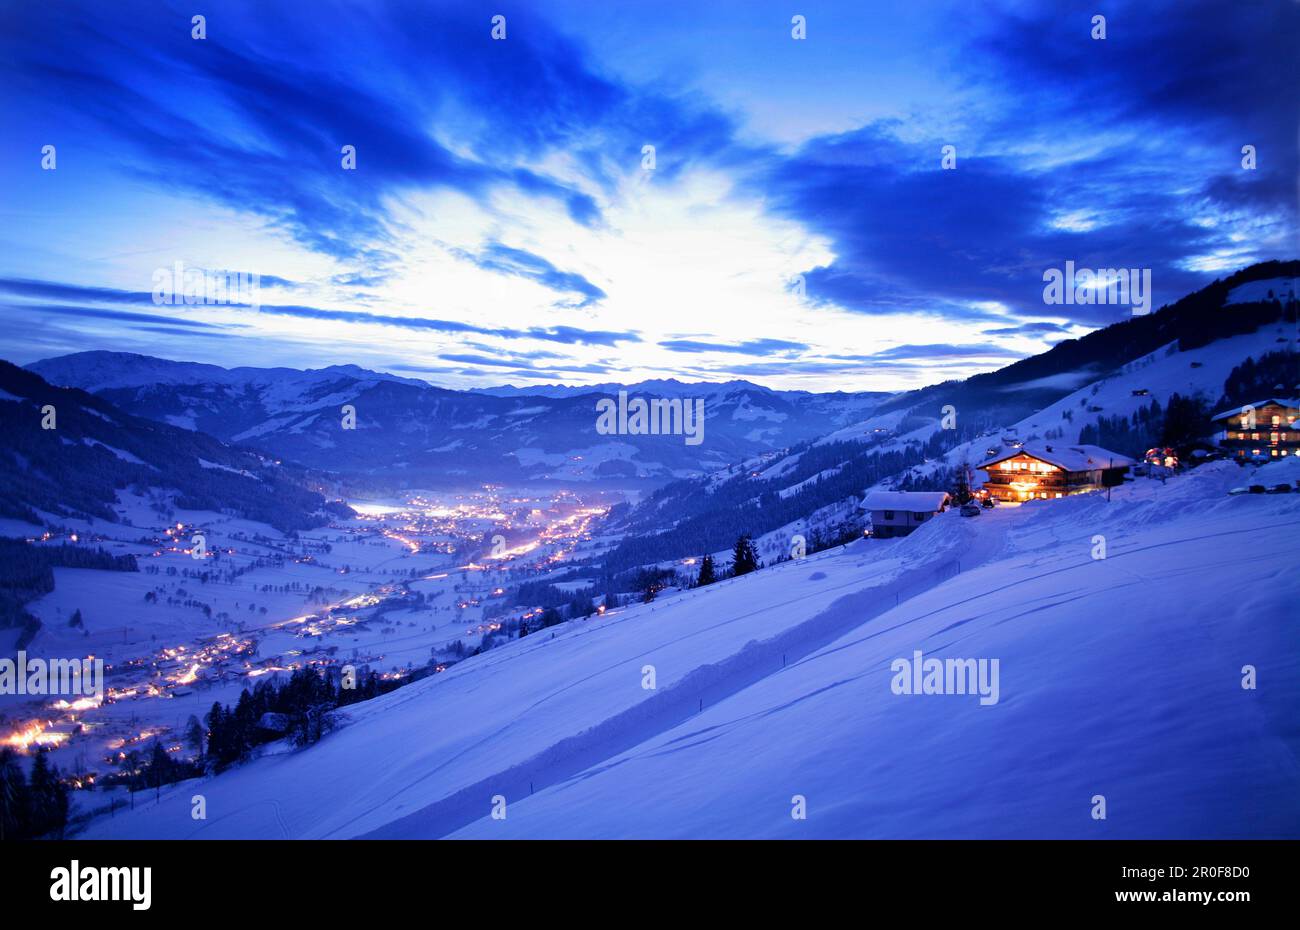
[201,666,384,771]
[0,747,70,839]
[1218,350,1299,410]
[97,664,417,803]
[1078,393,1211,458]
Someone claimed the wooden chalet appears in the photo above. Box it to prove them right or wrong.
[977,443,1134,502]
[1210,398,1300,461]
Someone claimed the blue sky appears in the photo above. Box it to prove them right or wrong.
[0,0,1294,391]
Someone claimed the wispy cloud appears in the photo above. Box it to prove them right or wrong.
[458,242,606,308]
[658,337,808,356]
[0,0,1293,390]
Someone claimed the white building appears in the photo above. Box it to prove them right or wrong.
[860,490,951,538]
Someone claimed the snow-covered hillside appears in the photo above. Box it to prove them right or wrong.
[855,321,1298,493]
[80,459,1300,839]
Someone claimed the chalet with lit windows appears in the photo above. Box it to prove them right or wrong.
[1210,398,1300,461]
[977,443,1134,502]
[860,490,950,538]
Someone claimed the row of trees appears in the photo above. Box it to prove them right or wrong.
[1077,393,1211,458]
[689,534,760,593]
[99,665,391,801]
[1218,350,1298,410]
[199,666,386,771]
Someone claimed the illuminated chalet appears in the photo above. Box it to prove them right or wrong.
[1209,397,1300,461]
[977,443,1134,502]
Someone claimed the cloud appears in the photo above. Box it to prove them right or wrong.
[0,278,155,305]
[658,337,809,356]
[982,321,1074,337]
[0,277,641,348]
[130,325,237,339]
[1,0,1293,390]
[0,0,748,281]
[439,352,550,370]
[858,343,1026,362]
[526,326,639,348]
[3,301,234,330]
[460,242,606,307]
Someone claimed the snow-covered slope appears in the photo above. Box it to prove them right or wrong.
[80,459,1300,839]
[453,463,1300,839]
[917,324,1299,481]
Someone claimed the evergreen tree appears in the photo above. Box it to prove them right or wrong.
[27,750,66,838]
[184,714,205,756]
[205,701,229,769]
[731,534,760,577]
[952,464,974,505]
[639,576,664,603]
[696,554,717,587]
[0,747,27,840]
[1160,393,1211,449]
[147,739,172,800]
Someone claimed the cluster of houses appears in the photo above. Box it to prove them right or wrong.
[860,442,1134,536]
[858,397,1300,537]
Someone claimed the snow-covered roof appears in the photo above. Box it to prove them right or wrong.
[1209,398,1300,423]
[978,443,1135,472]
[861,490,950,512]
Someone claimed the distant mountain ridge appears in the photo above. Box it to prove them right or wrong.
[29,351,430,393]
[0,360,339,532]
[470,378,815,400]
[26,354,892,485]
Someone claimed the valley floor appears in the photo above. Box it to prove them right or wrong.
[80,460,1300,839]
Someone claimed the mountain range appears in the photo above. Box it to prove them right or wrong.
[0,360,338,533]
[7,259,1297,554]
[26,353,891,485]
